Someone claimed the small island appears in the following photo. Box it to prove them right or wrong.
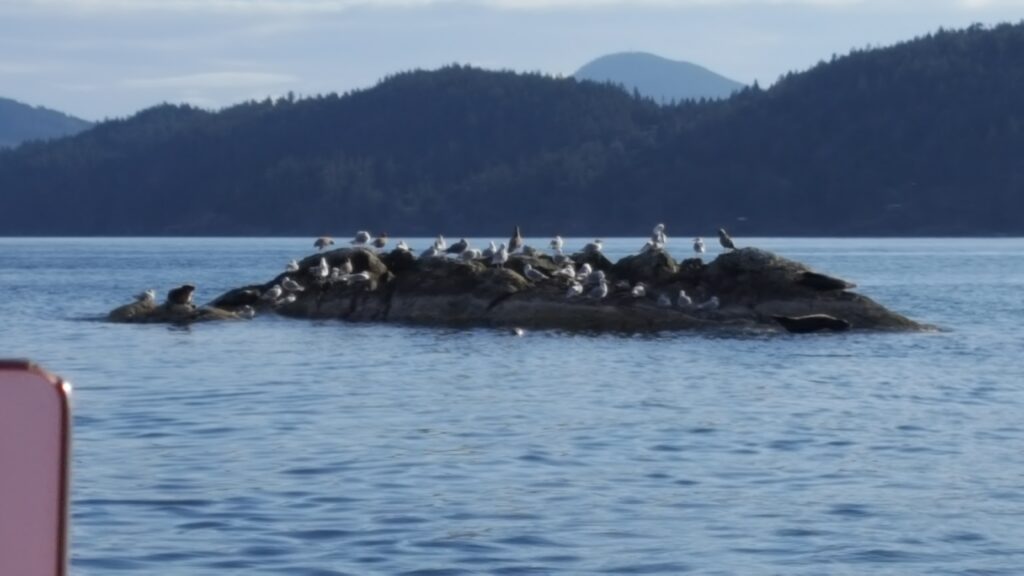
[108,240,927,334]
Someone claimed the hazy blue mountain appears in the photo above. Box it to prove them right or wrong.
[0,97,93,148]
[574,52,745,102]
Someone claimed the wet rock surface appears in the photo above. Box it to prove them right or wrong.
[108,246,928,333]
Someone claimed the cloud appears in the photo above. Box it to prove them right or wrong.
[17,0,866,14]
[121,71,298,89]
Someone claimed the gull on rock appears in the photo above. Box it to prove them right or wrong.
[281,277,305,292]
[433,235,447,251]
[509,225,524,254]
[482,241,497,259]
[575,263,593,283]
[491,243,509,268]
[523,263,548,282]
[718,228,736,250]
[461,248,482,261]
[631,283,647,298]
[135,289,156,303]
[566,281,584,298]
[583,239,603,256]
[549,235,564,252]
[657,293,672,307]
[262,285,283,301]
[652,223,667,248]
[351,231,372,246]
[314,236,335,251]
[396,240,411,253]
[587,280,609,300]
[312,257,330,279]
[446,238,469,256]
[420,245,442,260]
[371,233,389,251]
[343,271,372,284]
[286,259,300,272]
[693,237,706,255]
[677,289,694,309]
[697,296,720,311]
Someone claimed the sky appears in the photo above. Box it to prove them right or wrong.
[1,0,1022,121]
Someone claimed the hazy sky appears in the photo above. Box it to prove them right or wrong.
[1,0,1021,120]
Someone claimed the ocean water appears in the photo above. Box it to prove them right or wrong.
[1,237,1023,575]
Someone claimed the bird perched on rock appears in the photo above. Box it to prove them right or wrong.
[281,277,305,292]
[278,293,297,305]
[718,228,736,250]
[167,284,196,306]
[677,289,694,309]
[566,281,584,298]
[314,236,334,251]
[693,237,706,255]
[631,283,646,298]
[371,233,389,251]
[585,270,606,287]
[461,248,482,261]
[351,231,372,246]
[550,235,564,253]
[262,285,283,301]
[522,245,539,257]
[343,271,372,284]
[420,245,441,260]
[553,263,576,279]
[135,289,156,303]
[492,242,509,268]
[312,257,329,280]
[697,296,720,310]
[433,235,447,251]
[587,279,609,300]
[575,263,593,283]
[396,240,411,253]
[482,241,497,259]
[339,257,353,275]
[523,263,549,282]
[656,293,672,307]
[651,223,667,248]
[446,238,469,256]
[509,225,524,254]
[237,305,256,319]
[286,259,300,272]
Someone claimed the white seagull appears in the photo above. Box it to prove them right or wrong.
[262,285,283,301]
[631,283,647,298]
[351,231,372,245]
[549,235,564,252]
[677,289,694,309]
[281,277,305,292]
[583,239,603,256]
[482,241,497,259]
[314,236,335,251]
[693,237,706,255]
[587,280,609,300]
[523,263,549,282]
[396,240,411,253]
[566,281,584,298]
[313,257,330,279]
[697,296,720,310]
[286,259,300,273]
[491,242,509,268]
[135,289,156,303]
[433,235,447,251]
[718,228,736,250]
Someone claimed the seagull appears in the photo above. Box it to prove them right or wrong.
[461,248,482,261]
[523,263,549,282]
[677,289,694,309]
[587,280,609,300]
[279,293,297,305]
[552,249,570,266]
[512,327,526,337]
[339,258,353,275]
[652,223,667,247]
[135,289,156,303]
[262,284,283,300]
[314,236,334,251]
[631,283,647,298]
[657,293,672,307]
[509,225,523,254]
[553,263,576,279]
[566,281,584,298]
[396,240,411,253]
[433,235,447,251]
[550,235,564,252]
[281,277,305,292]
[351,230,372,245]
[693,237,706,255]
[575,263,593,283]
[371,233,389,251]
[420,245,441,260]
[343,271,371,284]
[718,228,736,250]
[522,245,539,257]
[482,241,497,259]
[492,242,509,268]
[585,269,606,287]
[286,259,300,272]
[583,239,603,256]
[237,305,256,319]
[697,296,720,310]
[312,257,330,280]
[446,238,469,256]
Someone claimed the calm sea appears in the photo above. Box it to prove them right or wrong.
[1,237,1023,575]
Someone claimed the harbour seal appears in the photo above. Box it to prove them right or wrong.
[772,314,851,333]
[166,284,196,306]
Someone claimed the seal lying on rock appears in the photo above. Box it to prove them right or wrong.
[772,314,851,333]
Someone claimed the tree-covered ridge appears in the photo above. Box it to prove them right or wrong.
[2,23,1024,236]
[0,97,93,149]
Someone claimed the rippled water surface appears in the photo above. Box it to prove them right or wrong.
[2,237,1024,575]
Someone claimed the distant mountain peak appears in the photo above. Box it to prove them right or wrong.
[0,97,93,149]
[574,52,745,102]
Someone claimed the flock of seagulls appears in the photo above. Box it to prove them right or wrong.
[134,223,736,319]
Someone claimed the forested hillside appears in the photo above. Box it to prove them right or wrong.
[2,22,1023,236]
[0,97,92,149]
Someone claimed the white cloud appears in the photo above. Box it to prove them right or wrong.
[122,71,298,89]
[16,0,865,14]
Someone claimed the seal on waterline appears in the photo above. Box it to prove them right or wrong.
[167,284,196,306]
[772,314,851,333]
